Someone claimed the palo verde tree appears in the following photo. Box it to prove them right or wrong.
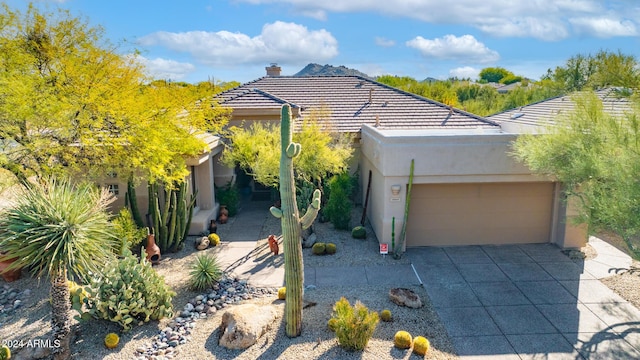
[0,3,230,185]
[513,91,640,258]
[222,107,353,193]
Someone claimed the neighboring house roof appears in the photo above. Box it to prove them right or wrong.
[488,88,635,128]
[218,76,498,133]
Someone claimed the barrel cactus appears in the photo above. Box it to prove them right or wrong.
[0,345,10,360]
[269,104,322,337]
[380,309,392,322]
[325,243,337,255]
[278,287,287,300]
[351,226,366,239]
[104,333,120,349]
[394,330,412,349]
[312,242,326,255]
[413,336,430,355]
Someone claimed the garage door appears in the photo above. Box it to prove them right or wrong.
[405,182,554,246]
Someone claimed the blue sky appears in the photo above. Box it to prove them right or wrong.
[10,0,640,84]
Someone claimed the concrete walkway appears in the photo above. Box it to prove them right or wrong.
[213,200,640,359]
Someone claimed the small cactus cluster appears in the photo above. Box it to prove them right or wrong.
[351,226,366,239]
[104,333,120,349]
[393,331,430,355]
[312,242,337,255]
[277,287,286,300]
[380,309,393,322]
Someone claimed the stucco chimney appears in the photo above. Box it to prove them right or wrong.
[266,63,281,76]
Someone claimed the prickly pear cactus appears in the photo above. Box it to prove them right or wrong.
[270,104,321,337]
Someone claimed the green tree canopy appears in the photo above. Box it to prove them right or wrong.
[479,67,514,83]
[546,50,640,92]
[513,91,640,257]
[0,3,230,184]
[222,109,353,188]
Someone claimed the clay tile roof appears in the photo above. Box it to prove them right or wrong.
[218,76,498,133]
[488,88,635,127]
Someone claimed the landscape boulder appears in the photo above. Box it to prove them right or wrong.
[218,304,278,349]
[302,232,317,248]
[389,288,422,308]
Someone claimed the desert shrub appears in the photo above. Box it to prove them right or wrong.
[278,287,286,300]
[215,181,240,216]
[324,172,354,230]
[312,242,326,255]
[189,254,223,291]
[394,330,412,349]
[380,309,392,322]
[327,317,338,332]
[111,208,147,257]
[325,242,337,255]
[208,233,221,246]
[413,336,430,355]
[351,226,366,239]
[87,254,175,331]
[331,297,379,351]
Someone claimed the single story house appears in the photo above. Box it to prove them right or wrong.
[215,65,596,250]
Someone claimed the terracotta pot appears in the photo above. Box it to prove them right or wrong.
[145,234,161,265]
[219,205,229,217]
[0,254,21,282]
[218,205,229,224]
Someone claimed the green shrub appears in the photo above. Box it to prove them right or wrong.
[87,254,175,331]
[331,297,379,351]
[394,330,412,349]
[189,254,223,291]
[351,226,366,239]
[325,242,337,254]
[215,181,240,217]
[112,208,147,257]
[324,172,354,230]
[380,309,392,322]
[312,242,326,255]
[327,318,338,332]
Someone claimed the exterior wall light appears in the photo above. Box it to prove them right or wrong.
[391,184,401,196]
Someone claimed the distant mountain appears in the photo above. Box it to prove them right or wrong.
[294,63,371,78]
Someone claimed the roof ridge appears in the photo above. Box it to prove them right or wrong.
[250,88,300,108]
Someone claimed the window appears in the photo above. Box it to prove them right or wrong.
[106,184,119,196]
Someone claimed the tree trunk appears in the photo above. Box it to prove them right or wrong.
[51,270,71,360]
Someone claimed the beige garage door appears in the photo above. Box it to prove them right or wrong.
[406,182,554,246]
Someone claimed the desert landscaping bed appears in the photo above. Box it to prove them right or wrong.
[0,206,457,359]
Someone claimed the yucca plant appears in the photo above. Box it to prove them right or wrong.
[0,177,118,360]
[189,254,223,291]
[331,297,379,351]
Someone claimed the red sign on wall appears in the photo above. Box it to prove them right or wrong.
[380,243,388,254]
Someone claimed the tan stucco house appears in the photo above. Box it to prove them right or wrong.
[214,65,597,251]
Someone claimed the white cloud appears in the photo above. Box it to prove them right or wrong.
[406,35,500,63]
[449,66,480,80]
[236,0,639,41]
[138,21,338,66]
[134,56,196,81]
[375,37,395,47]
[570,17,638,37]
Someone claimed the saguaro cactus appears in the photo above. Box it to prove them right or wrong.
[270,104,321,337]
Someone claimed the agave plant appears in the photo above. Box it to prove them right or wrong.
[189,254,223,291]
[0,177,118,359]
